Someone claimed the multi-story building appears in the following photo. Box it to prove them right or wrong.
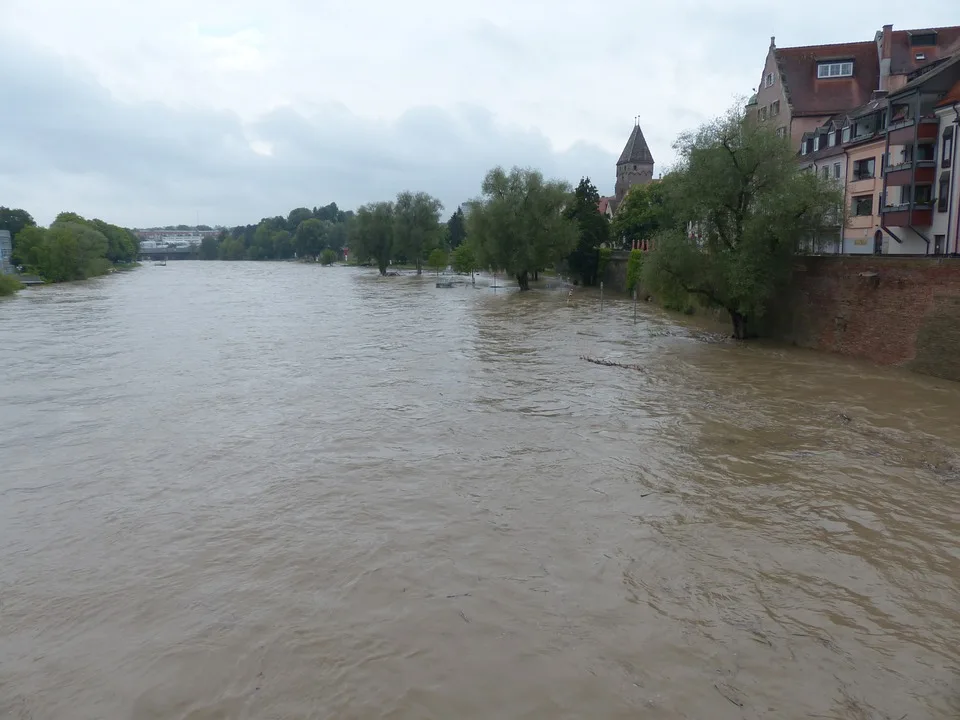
[881,54,960,254]
[753,26,960,149]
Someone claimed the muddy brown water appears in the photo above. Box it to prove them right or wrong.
[2,262,959,719]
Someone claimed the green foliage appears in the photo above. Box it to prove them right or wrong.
[287,207,313,232]
[446,206,467,249]
[320,248,337,266]
[625,249,644,294]
[427,248,448,275]
[564,177,610,286]
[597,247,612,281]
[394,191,444,274]
[641,104,843,338]
[451,243,476,274]
[611,180,676,249]
[294,218,330,259]
[199,236,219,260]
[352,202,395,275]
[13,213,135,282]
[0,274,24,296]
[466,166,578,291]
[218,236,246,260]
[272,230,294,259]
[0,207,37,264]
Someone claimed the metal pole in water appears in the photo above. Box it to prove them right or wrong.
[633,290,637,324]
[600,282,604,311]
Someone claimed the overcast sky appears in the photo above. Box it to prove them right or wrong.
[0,2,956,227]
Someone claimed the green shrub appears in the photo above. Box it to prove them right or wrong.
[626,249,644,294]
[320,248,337,265]
[597,247,612,280]
[0,274,24,296]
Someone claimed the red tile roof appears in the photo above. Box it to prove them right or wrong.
[598,197,610,214]
[890,27,960,75]
[936,79,960,108]
[777,41,879,117]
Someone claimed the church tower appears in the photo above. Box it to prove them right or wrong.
[614,119,655,205]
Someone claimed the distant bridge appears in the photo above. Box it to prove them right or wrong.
[138,246,198,260]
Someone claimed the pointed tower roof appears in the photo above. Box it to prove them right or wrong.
[617,122,654,165]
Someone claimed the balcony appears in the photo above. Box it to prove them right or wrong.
[918,120,939,141]
[885,164,936,186]
[881,204,933,227]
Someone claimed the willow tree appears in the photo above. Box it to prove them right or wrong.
[643,104,843,339]
[352,201,395,275]
[394,191,444,274]
[466,166,578,290]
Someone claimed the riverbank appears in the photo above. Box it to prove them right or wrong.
[603,252,960,382]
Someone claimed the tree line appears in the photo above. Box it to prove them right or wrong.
[198,200,470,268]
[0,207,139,284]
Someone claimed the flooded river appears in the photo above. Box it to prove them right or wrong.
[2,262,960,719]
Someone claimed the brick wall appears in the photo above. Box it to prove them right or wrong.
[603,254,960,381]
[772,256,960,381]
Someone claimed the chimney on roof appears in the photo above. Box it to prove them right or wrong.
[879,24,893,91]
[770,36,776,49]
[871,90,888,101]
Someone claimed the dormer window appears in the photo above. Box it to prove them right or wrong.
[814,136,820,151]
[817,61,853,78]
[842,126,851,143]
[910,32,937,47]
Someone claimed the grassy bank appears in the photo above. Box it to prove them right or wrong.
[0,274,24,296]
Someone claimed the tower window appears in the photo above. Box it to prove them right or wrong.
[633,165,637,170]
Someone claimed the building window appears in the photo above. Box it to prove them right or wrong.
[828,132,836,147]
[938,173,950,212]
[633,164,637,170]
[842,126,851,143]
[834,162,841,179]
[943,126,954,168]
[800,139,808,155]
[776,127,786,139]
[852,195,873,216]
[771,100,780,116]
[935,235,945,254]
[759,106,767,121]
[765,72,774,87]
[820,166,829,180]
[916,144,936,162]
[914,185,933,205]
[813,136,820,151]
[817,61,854,78]
[910,32,937,47]
[915,53,926,61]
[852,158,875,181]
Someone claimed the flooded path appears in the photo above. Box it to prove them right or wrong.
[2,262,959,719]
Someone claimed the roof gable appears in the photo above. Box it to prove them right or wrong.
[776,41,879,117]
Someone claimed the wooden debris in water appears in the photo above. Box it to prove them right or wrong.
[580,355,644,371]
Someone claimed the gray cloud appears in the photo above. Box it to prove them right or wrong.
[0,36,615,227]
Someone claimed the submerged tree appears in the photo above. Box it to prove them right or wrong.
[352,201,395,275]
[642,104,842,339]
[445,206,467,249]
[427,248,448,275]
[394,191,444,274]
[564,177,610,286]
[465,166,578,291]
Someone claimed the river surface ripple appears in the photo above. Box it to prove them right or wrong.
[2,262,959,719]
